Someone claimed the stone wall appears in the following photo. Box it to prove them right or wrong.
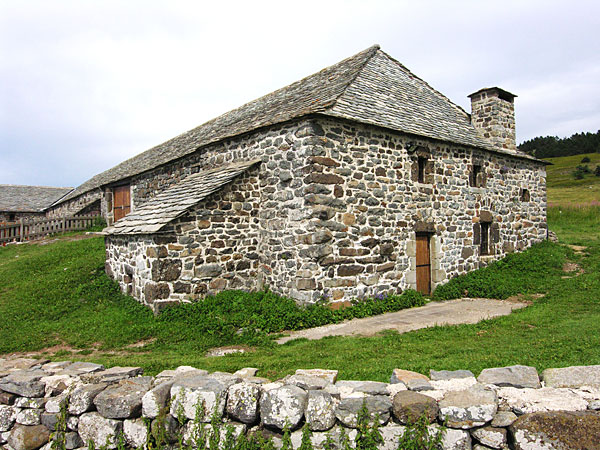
[293,117,546,301]
[46,190,102,219]
[104,115,547,308]
[105,119,317,310]
[0,212,45,223]
[105,166,264,310]
[1,358,599,449]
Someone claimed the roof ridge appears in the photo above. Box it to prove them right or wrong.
[376,48,473,120]
[325,45,381,112]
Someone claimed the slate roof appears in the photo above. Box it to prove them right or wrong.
[58,45,538,206]
[0,185,73,213]
[104,159,260,235]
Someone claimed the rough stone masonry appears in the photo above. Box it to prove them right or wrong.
[104,117,546,313]
[1,358,600,449]
[98,47,547,311]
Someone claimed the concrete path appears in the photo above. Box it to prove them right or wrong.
[276,297,528,344]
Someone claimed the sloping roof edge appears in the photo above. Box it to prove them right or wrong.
[103,159,261,236]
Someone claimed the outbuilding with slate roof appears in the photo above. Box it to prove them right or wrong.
[96,45,547,311]
[0,184,73,223]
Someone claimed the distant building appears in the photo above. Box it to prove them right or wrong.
[0,185,72,223]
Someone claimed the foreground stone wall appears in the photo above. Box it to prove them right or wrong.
[104,115,547,308]
[1,359,599,450]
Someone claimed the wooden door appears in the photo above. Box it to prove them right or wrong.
[113,185,131,222]
[416,234,431,295]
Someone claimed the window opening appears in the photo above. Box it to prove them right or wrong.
[520,188,530,202]
[480,222,490,255]
[471,164,482,187]
[417,157,427,183]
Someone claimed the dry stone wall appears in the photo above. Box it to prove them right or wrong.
[1,358,599,450]
[105,116,547,309]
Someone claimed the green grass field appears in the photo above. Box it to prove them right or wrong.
[1,154,599,380]
[1,204,598,380]
[544,152,600,206]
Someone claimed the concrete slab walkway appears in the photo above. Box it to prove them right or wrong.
[276,297,528,344]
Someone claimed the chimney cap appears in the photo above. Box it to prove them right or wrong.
[468,87,517,102]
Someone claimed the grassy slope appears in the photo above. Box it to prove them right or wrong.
[1,208,598,380]
[1,157,599,379]
[544,152,600,206]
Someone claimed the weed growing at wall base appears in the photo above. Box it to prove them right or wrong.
[157,289,426,337]
[44,398,443,450]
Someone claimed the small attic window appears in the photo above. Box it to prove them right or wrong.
[8,213,16,222]
[417,157,427,183]
[520,188,530,202]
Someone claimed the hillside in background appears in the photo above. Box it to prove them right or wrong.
[544,152,600,206]
[519,131,600,158]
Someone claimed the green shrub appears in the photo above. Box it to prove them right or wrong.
[397,413,444,450]
[581,156,591,163]
[573,164,591,179]
[87,216,107,232]
[158,288,426,337]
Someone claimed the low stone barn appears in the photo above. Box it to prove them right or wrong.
[0,184,73,223]
[97,45,547,311]
[45,183,102,219]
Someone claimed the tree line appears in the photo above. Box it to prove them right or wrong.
[518,130,600,159]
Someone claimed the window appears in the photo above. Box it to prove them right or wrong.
[8,213,16,222]
[417,157,427,183]
[470,164,483,187]
[520,188,530,202]
[480,222,490,255]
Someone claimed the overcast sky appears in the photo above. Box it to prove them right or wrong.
[1,0,599,188]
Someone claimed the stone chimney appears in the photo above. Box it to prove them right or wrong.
[468,87,517,151]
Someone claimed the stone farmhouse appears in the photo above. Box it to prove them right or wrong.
[55,45,547,311]
[0,184,73,223]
